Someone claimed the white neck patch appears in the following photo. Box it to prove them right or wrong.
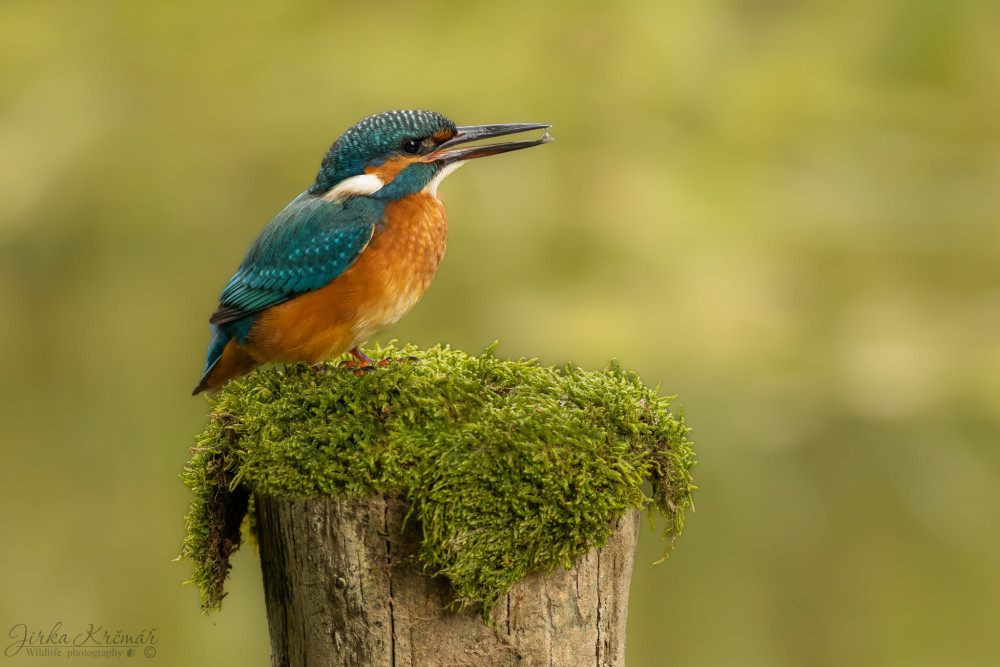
[322,173,385,203]
[422,161,465,197]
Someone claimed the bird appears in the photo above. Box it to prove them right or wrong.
[193,110,552,395]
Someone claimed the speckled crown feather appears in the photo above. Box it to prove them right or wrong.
[314,110,455,190]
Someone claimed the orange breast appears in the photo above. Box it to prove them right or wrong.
[245,193,448,365]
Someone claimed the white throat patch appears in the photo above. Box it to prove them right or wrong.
[422,161,465,197]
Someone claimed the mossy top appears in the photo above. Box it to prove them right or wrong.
[180,344,696,619]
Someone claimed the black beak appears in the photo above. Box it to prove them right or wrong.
[424,123,553,165]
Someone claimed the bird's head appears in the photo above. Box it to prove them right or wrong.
[310,110,551,201]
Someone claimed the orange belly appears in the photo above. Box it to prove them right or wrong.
[245,192,448,364]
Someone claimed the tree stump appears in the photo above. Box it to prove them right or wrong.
[256,494,641,667]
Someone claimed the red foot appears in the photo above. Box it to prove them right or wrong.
[338,348,419,376]
[338,346,377,374]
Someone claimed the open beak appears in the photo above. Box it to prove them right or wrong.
[423,123,553,165]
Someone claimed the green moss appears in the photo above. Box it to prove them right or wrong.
[179,343,696,618]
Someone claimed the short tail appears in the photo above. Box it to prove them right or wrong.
[192,329,260,395]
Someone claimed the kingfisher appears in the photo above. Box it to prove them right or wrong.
[193,110,552,395]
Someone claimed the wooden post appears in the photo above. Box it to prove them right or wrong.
[256,493,640,667]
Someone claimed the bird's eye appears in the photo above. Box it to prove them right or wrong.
[400,138,421,155]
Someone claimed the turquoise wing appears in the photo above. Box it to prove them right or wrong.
[209,193,383,325]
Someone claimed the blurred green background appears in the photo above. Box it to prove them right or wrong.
[2,0,998,665]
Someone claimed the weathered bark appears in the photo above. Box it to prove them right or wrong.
[255,494,640,667]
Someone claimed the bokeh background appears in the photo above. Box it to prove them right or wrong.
[2,0,998,665]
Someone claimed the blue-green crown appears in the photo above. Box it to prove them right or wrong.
[312,110,455,193]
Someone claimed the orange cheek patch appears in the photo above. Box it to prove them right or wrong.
[365,156,417,183]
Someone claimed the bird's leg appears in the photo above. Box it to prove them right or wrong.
[350,347,376,366]
[338,348,420,375]
[339,347,378,372]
